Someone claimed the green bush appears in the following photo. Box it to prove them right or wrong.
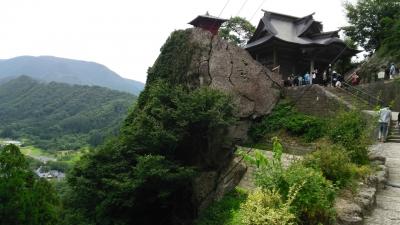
[240,189,296,225]
[243,139,336,224]
[249,103,325,143]
[282,164,336,224]
[195,188,247,225]
[302,146,355,188]
[328,110,369,164]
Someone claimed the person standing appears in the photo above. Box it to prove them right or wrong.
[332,71,337,87]
[378,106,392,142]
[351,72,360,86]
[390,63,396,78]
[311,70,317,85]
[304,72,310,85]
[398,112,400,129]
[298,75,303,86]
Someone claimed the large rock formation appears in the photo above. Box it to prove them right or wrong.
[190,28,281,119]
[185,28,281,211]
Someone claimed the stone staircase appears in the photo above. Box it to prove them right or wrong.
[387,120,400,143]
[325,86,372,110]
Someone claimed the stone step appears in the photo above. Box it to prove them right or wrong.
[387,136,400,140]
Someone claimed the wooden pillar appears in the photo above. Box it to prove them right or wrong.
[273,47,277,66]
[310,59,315,73]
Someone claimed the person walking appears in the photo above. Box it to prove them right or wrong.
[378,105,392,142]
[390,63,396,79]
[398,112,400,130]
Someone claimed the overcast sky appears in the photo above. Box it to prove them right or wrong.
[0,0,355,83]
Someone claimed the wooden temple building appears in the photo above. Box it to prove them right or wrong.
[188,12,228,35]
[246,11,359,79]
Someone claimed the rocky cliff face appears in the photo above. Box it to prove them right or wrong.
[185,28,281,211]
[190,28,281,119]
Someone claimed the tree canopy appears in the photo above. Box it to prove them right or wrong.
[0,145,59,225]
[219,17,256,47]
[344,0,400,53]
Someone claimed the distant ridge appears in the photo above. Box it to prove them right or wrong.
[0,75,136,150]
[0,56,144,95]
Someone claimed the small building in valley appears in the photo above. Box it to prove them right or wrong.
[246,10,359,79]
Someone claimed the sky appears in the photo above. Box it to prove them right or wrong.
[0,0,355,83]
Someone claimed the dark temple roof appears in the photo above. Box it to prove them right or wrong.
[246,10,349,49]
[188,13,228,26]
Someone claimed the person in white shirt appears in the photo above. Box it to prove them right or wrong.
[378,106,392,142]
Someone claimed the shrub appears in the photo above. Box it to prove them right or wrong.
[282,164,336,224]
[240,188,296,225]
[285,114,325,142]
[302,146,355,188]
[249,103,325,143]
[195,188,247,225]
[242,138,336,224]
[328,110,369,164]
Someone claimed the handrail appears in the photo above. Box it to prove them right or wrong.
[341,82,385,107]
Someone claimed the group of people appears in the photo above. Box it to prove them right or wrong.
[284,69,318,87]
[284,66,351,88]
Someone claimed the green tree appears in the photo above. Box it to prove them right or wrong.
[219,17,256,47]
[334,37,358,74]
[344,0,400,53]
[379,17,400,59]
[0,145,59,225]
[65,83,236,225]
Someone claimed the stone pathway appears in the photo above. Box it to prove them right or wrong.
[365,142,400,225]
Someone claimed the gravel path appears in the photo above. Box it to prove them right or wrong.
[365,142,400,225]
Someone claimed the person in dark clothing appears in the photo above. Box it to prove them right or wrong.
[398,112,400,129]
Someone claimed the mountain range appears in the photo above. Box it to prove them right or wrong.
[0,76,136,150]
[0,56,144,95]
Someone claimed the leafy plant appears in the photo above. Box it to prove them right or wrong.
[241,138,336,224]
[195,188,247,225]
[240,188,297,225]
[249,103,325,143]
[327,110,369,164]
[302,145,356,188]
[282,164,336,225]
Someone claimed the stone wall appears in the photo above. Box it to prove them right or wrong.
[284,85,346,117]
[358,80,400,111]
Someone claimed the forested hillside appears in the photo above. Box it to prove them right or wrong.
[0,56,145,95]
[0,76,136,151]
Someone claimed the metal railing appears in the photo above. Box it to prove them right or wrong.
[341,81,385,107]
